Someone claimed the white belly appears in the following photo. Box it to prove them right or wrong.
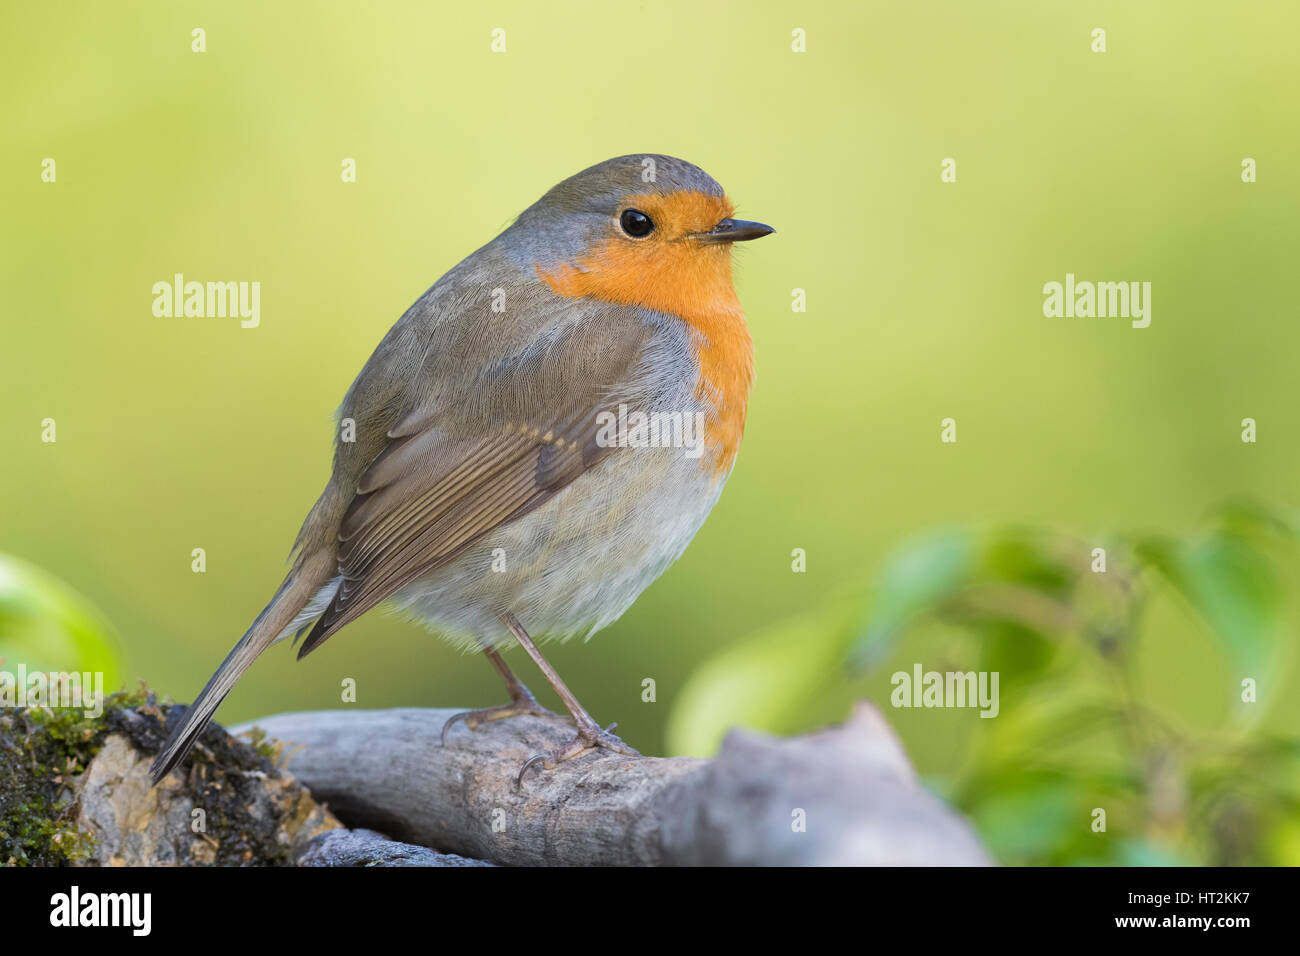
[387,444,730,651]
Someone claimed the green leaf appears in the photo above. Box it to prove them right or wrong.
[965,775,1081,863]
[970,679,1127,775]
[665,598,857,756]
[0,553,125,689]
[1213,496,1300,542]
[852,527,1089,675]
[1136,532,1283,674]
[851,528,976,668]
[1112,839,1195,867]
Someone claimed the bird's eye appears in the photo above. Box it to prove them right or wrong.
[619,208,654,238]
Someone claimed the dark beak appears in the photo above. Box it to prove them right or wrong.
[692,218,776,244]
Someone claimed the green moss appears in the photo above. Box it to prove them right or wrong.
[0,685,152,865]
[242,725,280,761]
[1,684,315,867]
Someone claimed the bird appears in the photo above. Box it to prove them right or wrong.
[149,154,773,785]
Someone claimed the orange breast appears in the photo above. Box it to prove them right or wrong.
[536,192,754,477]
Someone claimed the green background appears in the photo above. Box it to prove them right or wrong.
[3,0,1298,816]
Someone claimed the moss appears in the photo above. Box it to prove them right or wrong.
[163,715,299,867]
[1,684,302,866]
[0,685,150,865]
[242,724,281,761]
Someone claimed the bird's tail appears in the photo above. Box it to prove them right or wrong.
[149,552,334,785]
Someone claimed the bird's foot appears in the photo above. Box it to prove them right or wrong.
[441,689,565,746]
[515,719,640,786]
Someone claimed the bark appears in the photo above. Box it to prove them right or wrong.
[235,701,991,866]
[297,828,492,867]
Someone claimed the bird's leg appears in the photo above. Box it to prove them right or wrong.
[501,611,640,785]
[440,644,564,745]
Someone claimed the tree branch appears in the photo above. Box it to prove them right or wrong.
[234,701,991,866]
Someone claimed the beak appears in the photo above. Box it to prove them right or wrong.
[692,218,776,244]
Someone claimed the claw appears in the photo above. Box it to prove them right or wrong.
[440,710,473,746]
[514,723,640,787]
[440,694,562,747]
[516,752,551,787]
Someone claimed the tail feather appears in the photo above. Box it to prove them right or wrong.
[149,554,334,785]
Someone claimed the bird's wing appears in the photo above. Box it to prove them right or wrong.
[296,306,657,656]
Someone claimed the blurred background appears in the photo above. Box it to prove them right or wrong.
[3,1,1299,864]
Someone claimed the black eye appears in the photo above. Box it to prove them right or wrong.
[619,208,654,238]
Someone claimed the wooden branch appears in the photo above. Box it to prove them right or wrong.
[297,828,493,867]
[234,702,991,866]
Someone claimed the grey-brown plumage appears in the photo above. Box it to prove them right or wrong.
[150,155,770,785]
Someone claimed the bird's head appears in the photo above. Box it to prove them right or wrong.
[506,154,773,322]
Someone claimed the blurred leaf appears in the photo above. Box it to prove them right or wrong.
[1266,815,1300,866]
[666,598,857,756]
[969,679,1129,775]
[966,775,1080,863]
[851,529,976,669]
[975,620,1060,692]
[1136,531,1283,674]
[981,533,1073,594]
[1213,496,1300,542]
[1112,839,1194,867]
[0,553,124,687]
[852,527,1095,676]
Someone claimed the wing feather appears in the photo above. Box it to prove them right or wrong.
[296,318,651,657]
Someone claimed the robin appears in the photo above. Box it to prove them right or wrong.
[150,154,773,785]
